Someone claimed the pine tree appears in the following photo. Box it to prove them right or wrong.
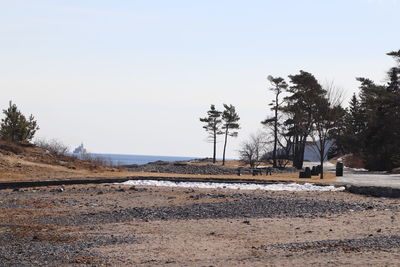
[341,93,366,154]
[282,71,326,169]
[200,105,222,164]
[221,104,240,166]
[0,101,39,142]
[355,67,400,171]
[261,76,287,167]
[387,67,400,93]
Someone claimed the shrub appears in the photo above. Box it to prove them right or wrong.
[34,138,70,155]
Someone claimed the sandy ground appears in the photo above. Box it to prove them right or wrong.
[1,184,400,266]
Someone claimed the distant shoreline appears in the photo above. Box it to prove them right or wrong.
[70,152,237,166]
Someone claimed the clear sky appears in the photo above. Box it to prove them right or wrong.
[1,0,399,158]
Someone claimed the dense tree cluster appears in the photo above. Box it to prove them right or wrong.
[337,50,400,171]
[200,50,399,173]
[261,71,344,178]
[260,49,400,173]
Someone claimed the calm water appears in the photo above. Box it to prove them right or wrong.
[72,153,198,166]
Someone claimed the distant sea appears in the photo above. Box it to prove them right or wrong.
[72,153,198,166]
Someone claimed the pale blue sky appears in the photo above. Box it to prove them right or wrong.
[1,0,399,157]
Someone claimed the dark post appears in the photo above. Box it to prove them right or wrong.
[299,167,312,179]
[316,165,322,174]
[336,162,344,177]
[311,166,317,176]
[304,167,311,178]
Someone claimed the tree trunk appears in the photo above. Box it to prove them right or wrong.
[299,137,306,169]
[272,95,279,167]
[213,129,217,164]
[293,135,300,169]
[222,127,228,166]
[293,135,306,169]
[320,157,324,179]
[320,140,325,179]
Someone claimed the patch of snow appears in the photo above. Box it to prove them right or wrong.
[352,168,368,172]
[119,180,345,192]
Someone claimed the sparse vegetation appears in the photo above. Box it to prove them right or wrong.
[34,138,70,155]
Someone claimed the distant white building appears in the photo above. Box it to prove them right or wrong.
[73,143,87,154]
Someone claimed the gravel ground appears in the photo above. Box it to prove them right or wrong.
[0,232,137,267]
[41,196,390,225]
[259,235,400,252]
[1,183,400,266]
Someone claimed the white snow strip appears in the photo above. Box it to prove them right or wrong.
[352,168,369,172]
[119,180,345,192]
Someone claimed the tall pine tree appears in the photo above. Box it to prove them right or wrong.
[200,105,222,164]
[261,76,287,167]
[221,104,240,166]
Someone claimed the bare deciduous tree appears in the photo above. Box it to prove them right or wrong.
[311,84,345,179]
[238,133,268,169]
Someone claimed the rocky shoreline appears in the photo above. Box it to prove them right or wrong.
[124,160,296,175]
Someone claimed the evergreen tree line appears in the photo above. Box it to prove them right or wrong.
[200,49,400,175]
[261,49,400,173]
[333,50,400,171]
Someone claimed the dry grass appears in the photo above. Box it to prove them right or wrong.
[0,141,337,184]
[0,157,337,184]
[0,140,124,182]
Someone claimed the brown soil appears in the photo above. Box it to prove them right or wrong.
[342,153,366,169]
